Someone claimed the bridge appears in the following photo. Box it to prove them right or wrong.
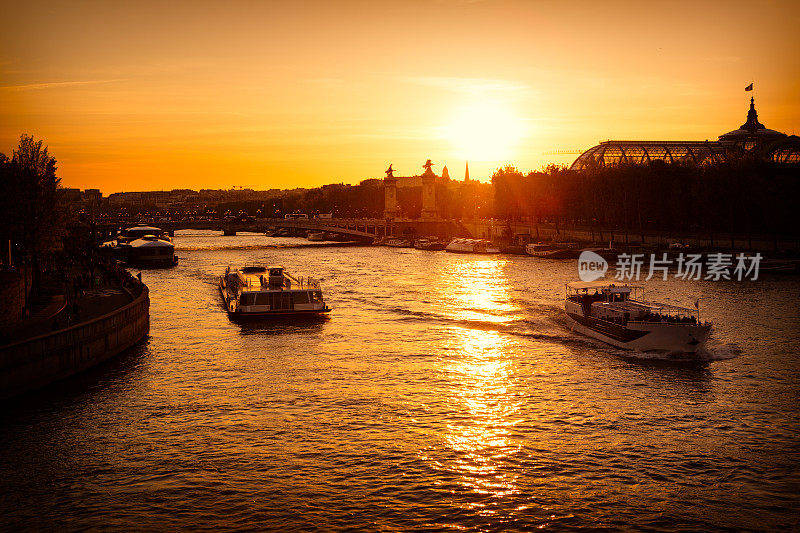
[95,217,390,242]
[269,218,387,241]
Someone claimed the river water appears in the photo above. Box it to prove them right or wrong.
[1,230,799,531]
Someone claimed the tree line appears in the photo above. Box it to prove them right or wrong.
[491,156,800,238]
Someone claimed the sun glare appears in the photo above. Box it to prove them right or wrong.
[444,99,527,162]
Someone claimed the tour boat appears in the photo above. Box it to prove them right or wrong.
[126,235,178,267]
[414,238,446,251]
[219,265,331,317]
[385,238,413,248]
[118,226,172,243]
[564,280,711,355]
[525,242,580,259]
[445,238,500,254]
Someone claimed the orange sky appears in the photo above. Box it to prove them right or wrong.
[1,0,798,194]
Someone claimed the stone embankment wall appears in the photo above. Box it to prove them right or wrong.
[0,268,33,328]
[0,286,149,399]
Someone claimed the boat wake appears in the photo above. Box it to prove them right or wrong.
[608,342,742,363]
[369,300,742,363]
[699,343,742,361]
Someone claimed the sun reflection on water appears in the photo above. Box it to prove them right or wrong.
[444,327,523,502]
[440,258,521,324]
[426,257,526,512]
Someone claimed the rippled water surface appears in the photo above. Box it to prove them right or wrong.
[2,231,799,531]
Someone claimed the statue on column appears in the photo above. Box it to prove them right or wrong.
[385,164,394,178]
[422,159,434,174]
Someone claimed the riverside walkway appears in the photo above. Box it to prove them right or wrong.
[0,258,149,400]
[0,259,141,347]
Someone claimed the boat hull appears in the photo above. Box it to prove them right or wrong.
[445,249,500,254]
[528,249,580,259]
[565,312,711,355]
[228,308,331,318]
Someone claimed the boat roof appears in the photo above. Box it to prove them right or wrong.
[130,237,174,248]
[451,238,492,244]
[567,280,638,291]
[125,226,163,232]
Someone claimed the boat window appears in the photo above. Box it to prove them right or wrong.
[269,268,283,276]
[311,291,323,303]
[241,293,255,306]
[294,291,310,304]
[254,293,269,306]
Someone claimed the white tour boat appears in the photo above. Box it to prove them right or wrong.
[127,235,178,266]
[118,225,172,243]
[219,265,330,317]
[445,238,500,254]
[384,237,413,248]
[564,280,711,355]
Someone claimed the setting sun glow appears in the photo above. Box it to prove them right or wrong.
[444,100,527,162]
[0,0,798,191]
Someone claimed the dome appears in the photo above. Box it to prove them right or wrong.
[570,96,797,169]
[718,97,785,143]
[570,141,723,170]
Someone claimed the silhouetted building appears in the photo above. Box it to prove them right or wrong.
[571,97,800,170]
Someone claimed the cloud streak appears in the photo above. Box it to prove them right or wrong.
[0,79,123,91]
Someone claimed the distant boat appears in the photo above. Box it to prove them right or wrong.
[385,238,413,248]
[118,226,171,243]
[445,238,500,254]
[525,242,580,259]
[307,231,326,241]
[564,280,711,355]
[414,238,445,251]
[127,236,178,267]
[219,265,331,317]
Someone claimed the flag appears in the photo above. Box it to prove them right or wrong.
[745,83,753,91]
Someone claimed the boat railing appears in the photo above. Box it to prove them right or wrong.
[237,272,321,290]
[604,300,709,325]
[634,301,699,317]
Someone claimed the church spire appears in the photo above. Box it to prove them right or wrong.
[464,161,470,182]
[741,96,765,132]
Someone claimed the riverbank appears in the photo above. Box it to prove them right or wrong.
[462,220,800,255]
[0,261,149,400]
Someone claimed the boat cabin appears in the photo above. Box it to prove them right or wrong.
[222,265,327,315]
[127,235,177,266]
[566,281,698,324]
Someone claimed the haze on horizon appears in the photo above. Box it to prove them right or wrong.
[1,0,798,194]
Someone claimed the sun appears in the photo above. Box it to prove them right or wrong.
[444,99,527,162]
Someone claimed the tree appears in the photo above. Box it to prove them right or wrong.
[0,135,61,297]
